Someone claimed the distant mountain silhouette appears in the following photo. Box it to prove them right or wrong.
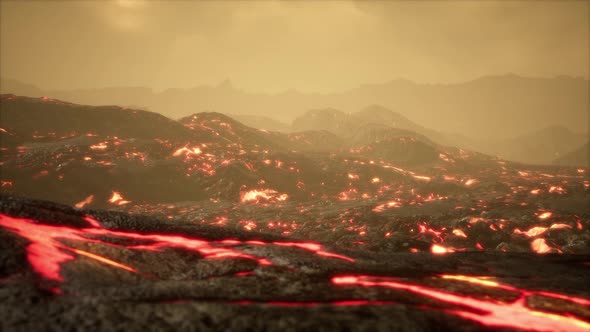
[354,104,421,129]
[227,114,291,132]
[553,141,589,167]
[0,78,43,97]
[291,106,588,166]
[292,108,355,137]
[473,126,587,165]
[2,75,587,140]
[292,105,439,145]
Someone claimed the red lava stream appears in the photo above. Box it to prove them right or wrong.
[1,213,589,332]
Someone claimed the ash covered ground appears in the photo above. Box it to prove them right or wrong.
[1,94,589,331]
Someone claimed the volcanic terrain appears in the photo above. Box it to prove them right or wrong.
[1,94,589,331]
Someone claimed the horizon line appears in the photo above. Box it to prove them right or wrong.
[1,72,589,96]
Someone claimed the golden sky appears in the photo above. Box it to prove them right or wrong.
[1,0,588,93]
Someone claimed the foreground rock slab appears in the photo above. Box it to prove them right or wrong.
[1,195,589,332]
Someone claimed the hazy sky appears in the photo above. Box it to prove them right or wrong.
[1,0,588,93]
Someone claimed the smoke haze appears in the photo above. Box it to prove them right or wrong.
[1,1,588,92]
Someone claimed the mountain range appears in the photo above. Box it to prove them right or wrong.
[1,94,588,256]
[2,75,588,141]
[287,105,588,166]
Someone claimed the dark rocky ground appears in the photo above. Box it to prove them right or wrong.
[1,195,590,332]
[1,95,590,331]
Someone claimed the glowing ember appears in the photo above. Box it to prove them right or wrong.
[1,180,14,187]
[347,173,359,180]
[240,189,288,204]
[550,223,572,230]
[537,212,553,220]
[464,179,477,186]
[452,229,468,238]
[172,146,202,157]
[548,186,566,194]
[531,238,552,254]
[412,175,431,181]
[431,244,453,254]
[108,191,131,205]
[74,195,94,209]
[514,226,548,238]
[337,188,358,201]
[240,220,257,231]
[372,200,401,212]
[89,143,108,150]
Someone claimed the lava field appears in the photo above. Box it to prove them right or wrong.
[1,94,589,331]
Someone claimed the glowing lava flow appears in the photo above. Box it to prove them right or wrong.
[431,244,454,254]
[531,238,553,254]
[71,249,137,273]
[108,191,131,205]
[172,146,202,157]
[272,242,355,262]
[240,189,288,204]
[439,275,590,306]
[332,275,590,332]
[74,195,94,209]
[0,214,353,284]
[538,212,553,220]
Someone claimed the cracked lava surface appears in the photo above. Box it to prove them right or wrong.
[1,95,589,331]
[1,197,589,332]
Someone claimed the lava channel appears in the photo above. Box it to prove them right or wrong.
[332,275,590,332]
[0,214,353,285]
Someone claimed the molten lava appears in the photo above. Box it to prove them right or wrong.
[431,244,453,254]
[172,146,202,157]
[0,214,353,285]
[531,238,553,254]
[108,191,131,206]
[240,189,288,204]
[538,212,553,220]
[74,195,94,209]
[332,275,590,332]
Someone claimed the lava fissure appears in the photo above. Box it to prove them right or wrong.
[332,275,590,332]
[0,213,353,284]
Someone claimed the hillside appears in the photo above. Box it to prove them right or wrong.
[0,94,198,143]
[1,95,469,209]
[553,142,589,167]
[469,126,588,165]
[227,114,291,132]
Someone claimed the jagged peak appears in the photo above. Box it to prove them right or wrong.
[216,78,234,90]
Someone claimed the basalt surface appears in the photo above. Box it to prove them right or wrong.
[1,195,590,332]
[1,95,590,331]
